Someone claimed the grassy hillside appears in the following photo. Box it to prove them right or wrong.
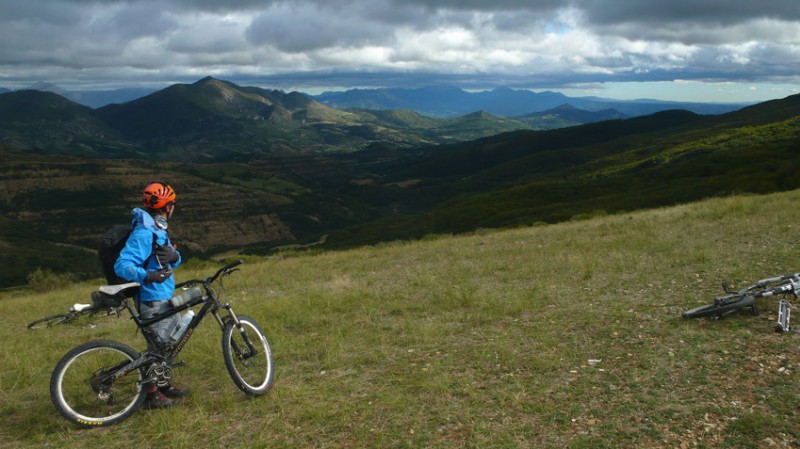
[0,90,128,156]
[0,146,314,286]
[3,190,800,448]
[2,94,799,288]
[328,97,800,246]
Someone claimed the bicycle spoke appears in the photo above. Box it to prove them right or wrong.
[222,316,273,395]
[51,341,145,425]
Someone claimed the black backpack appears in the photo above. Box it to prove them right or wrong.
[98,223,160,296]
[98,225,133,286]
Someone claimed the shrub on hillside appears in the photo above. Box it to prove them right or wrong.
[26,267,71,292]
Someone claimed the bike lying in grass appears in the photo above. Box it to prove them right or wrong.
[682,273,800,331]
[50,260,274,427]
[27,297,123,330]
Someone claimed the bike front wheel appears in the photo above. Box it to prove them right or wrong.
[222,315,274,395]
[28,314,72,329]
[682,294,756,319]
[50,340,146,427]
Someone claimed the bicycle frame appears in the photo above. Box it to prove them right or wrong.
[105,260,258,385]
[726,273,800,297]
[684,272,800,323]
[50,259,274,427]
[125,287,209,360]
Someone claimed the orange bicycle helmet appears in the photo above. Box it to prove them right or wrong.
[142,182,176,210]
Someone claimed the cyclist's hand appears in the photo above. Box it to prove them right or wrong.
[155,244,179,264]
[144,269,173,284]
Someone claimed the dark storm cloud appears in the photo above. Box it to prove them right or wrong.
[580,0,800,26]
[391,0,800,22]
[245,3,394,53]
[0,0,798,97]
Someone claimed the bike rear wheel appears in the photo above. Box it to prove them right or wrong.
[682,294,756,319]
[28,314,72,329]
[222,315,274,395]
[50,340,146,426]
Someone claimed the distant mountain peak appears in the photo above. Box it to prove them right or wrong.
[195,76,219,85]
[194,76,239,92]
[548,103,580,112]
[26,81,64,94]
[464,109,493,118]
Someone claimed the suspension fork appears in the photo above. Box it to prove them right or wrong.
[214,304,259,359]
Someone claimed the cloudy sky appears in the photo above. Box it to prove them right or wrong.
[2,0,800,102]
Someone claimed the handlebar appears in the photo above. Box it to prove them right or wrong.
[176,260,244,289]
[718,273,800,301]
[208,259,244,284]
[738,273,800,298]
[732,273,799,291]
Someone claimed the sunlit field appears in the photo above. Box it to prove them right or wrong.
[3,190,800,448]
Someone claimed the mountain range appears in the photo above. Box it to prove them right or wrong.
[1,77,604,159]
[0,77,747,161]
[312,85,746,117]
[4,80,746,117]
[1,77,798,288]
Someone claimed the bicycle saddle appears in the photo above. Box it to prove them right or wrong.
[71,303,94,312]
[99,282,141,296]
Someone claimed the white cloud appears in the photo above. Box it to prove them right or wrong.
[0,0,799,99]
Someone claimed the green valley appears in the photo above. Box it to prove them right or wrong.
[1,79,799,287]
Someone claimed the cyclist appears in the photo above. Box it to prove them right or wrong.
[114,181,188,409]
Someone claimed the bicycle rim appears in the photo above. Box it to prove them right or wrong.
[28,314,71,329]
[222,316,274,395]
[50,340,145,426]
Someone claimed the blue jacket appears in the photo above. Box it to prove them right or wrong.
[114,208,182,302]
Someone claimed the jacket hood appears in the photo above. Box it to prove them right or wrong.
[131,207,157,229]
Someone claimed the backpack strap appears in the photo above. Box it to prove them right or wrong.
[150,232,160,267]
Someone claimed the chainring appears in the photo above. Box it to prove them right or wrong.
[145,362,173,387]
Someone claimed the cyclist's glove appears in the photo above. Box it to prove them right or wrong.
[144,268,173,284]
[155,244,180,264]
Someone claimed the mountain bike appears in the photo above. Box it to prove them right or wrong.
[49,260,274,427]
[682,273,800,323]
[27,292,126,330]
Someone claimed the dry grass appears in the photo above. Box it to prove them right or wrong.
[3,190,800,448]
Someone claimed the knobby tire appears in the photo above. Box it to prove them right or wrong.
[27,314,72,329]
[222,315,274,395]
[50,340,146,427]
